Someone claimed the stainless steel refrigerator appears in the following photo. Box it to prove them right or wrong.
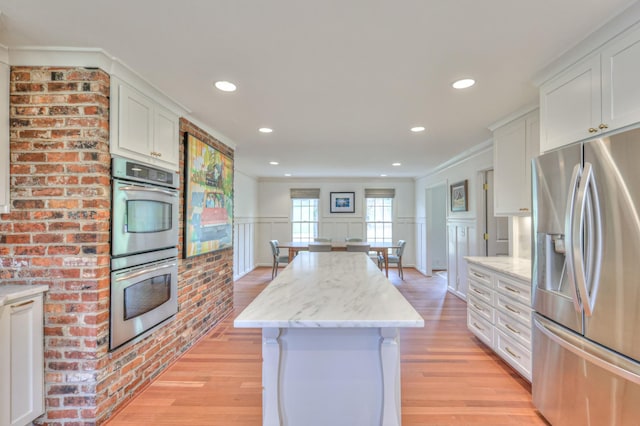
[532,127,640,425]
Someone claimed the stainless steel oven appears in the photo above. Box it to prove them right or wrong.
[110,256,178,349]
[111,157,180,258]
[110,157,180,350]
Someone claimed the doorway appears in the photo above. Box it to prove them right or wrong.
[484,170,509,256]
[425,183,447,276]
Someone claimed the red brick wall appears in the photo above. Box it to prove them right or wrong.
[0,67,234,425]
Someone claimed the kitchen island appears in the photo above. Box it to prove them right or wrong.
[234,252,424,426]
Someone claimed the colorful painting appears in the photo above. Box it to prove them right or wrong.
[184,133,233,258]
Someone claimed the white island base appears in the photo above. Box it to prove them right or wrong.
[234,252,423,426]
[262,327,401,426]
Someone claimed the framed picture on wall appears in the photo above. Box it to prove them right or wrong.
[184,133,234,258]
[450,180,468,212]
[330,192,355,213]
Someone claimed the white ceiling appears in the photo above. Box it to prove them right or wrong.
[0,0,636,178]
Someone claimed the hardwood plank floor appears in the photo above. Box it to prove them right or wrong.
[106,267,548,425]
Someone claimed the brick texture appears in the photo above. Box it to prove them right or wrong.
[0,67,234,425]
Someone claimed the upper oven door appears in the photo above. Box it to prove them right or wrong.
[112,179,179,257]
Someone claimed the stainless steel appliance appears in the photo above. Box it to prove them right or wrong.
[532,127,640,425]
[111,157,179,259]
[110,157,180,350]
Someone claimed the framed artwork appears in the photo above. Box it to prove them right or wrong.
[184,133,233,258]
[450,180,468,212]
[330,192,355,213]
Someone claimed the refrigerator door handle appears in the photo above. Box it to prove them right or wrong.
[534,315,640,385]
[564,163,582,313]
[572,162,602,316]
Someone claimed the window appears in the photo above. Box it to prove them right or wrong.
[290,188,320,242]
[365,188,395,244]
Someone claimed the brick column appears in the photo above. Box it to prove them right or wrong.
[3,67,111,425]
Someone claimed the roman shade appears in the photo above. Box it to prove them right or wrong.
[290,188,321,199]
[364,188,396,198]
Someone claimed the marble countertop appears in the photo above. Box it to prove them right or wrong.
[234,252,424,328]
[464,256,531,281]
[0,284,49,307]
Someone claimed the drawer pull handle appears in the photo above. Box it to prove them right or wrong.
[473,288,485,296]
[505,346,521,359]
[504,285,520,294]
[505,304,520,314]
[473,322,485,331]
[11,300,34,309]
[473,303,484,312]
[505,323,521,334]
[472,272,485,279]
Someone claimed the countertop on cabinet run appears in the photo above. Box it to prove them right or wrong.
[464,256,531,281]
[0,284,49,306]
[234,252,424,329]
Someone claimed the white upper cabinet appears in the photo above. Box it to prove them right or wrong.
[493,109,539,216]
[0,62,9,214]
[110,78,180,172]
[540,24,640,153]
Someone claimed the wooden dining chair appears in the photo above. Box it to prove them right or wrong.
[379,240,406,279]
[314,238,331,242]
[345,237,363,242]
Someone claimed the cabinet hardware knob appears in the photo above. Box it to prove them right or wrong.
[519,208,529,211]
[599,123,608,130]
[588,128,598,133]
[157,152,162,157]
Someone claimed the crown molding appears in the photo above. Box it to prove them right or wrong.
[488,103,538,132]
[415,139,493,181]
[7,46,190,116]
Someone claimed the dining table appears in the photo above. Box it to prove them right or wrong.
[277,241,400,277]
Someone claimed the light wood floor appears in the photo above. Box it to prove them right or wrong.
[106,267,548,425]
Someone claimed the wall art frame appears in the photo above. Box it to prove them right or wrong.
[330,192,355,213]
[450,180,468,212]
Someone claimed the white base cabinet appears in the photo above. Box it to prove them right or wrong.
[466,262,532,381]
[0,286,48,426]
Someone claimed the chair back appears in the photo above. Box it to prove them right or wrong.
[346,243,370,253]
[345,237,363,242]
[309,243,332,252]
[269,240,279,257]
[314,237,331,242]
[396,240,406,257]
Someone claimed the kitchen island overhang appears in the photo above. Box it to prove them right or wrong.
[234,252,424,426]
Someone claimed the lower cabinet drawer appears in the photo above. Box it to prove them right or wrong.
[468,280,493,305]
[495,329,531,381]
[468,293,494,323]
[467,310,493,347]
[496,293,532,327]
[496,310,532,348]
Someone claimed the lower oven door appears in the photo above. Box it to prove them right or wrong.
[110,257,178,350]
[112,179,179,257]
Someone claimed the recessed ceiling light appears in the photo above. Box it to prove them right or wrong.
[284,173,292,177]
[452,78,475,89]
[392,162,401,167]
[410,126,425,133]
[259,127,273,133]
[380,174,387,177]
[214,80,237,92]
[269,161,279,165]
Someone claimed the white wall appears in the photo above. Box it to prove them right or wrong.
[414,142,493,278]
[234,170,259,279]
[255,177,415,267]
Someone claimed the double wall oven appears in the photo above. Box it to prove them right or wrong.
[110,157,180,350]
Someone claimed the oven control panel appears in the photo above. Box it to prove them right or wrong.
[112,157,179,189]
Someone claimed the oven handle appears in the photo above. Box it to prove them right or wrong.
[119,185,179,197]
[116,262,177,282]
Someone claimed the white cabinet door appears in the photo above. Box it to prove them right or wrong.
[153,104,180,171]
[540,54,601,153]
[0,62,9,214]
[601,26,640,132]
[493,110,539,215]
[117,83,155,161]
[0,294,44,426]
